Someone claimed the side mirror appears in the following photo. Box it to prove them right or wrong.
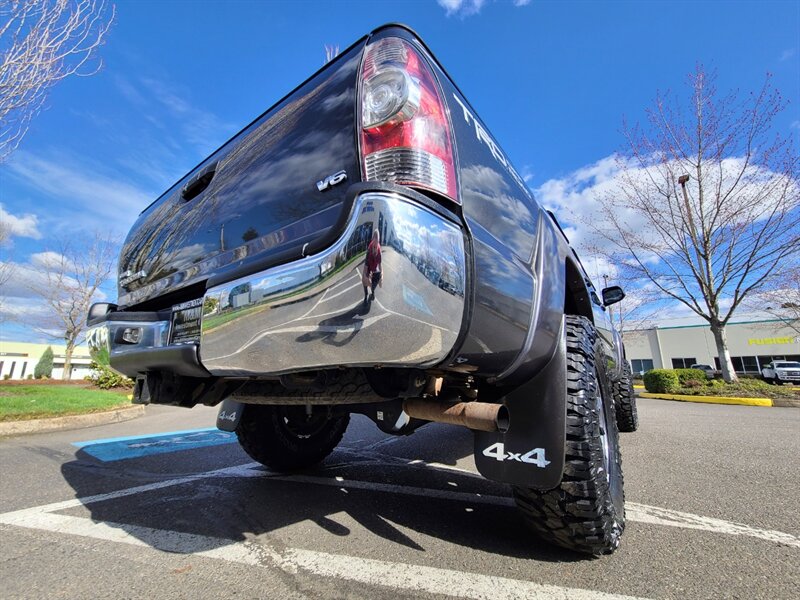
[601,286,625,307]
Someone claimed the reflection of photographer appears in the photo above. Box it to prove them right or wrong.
[362,230,383,304]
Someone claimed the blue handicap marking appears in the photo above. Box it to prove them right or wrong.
[402,284,433,316]
[72,427,237,462]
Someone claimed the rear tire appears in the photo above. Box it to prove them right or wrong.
[513,315,625,555]
[235,405,350,471]
[612,360,639,433]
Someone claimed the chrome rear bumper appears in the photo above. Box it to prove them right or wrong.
[88,192,467,378]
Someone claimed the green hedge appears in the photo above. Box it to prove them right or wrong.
[85,361,134,390]
[643,369,679,393]
[674,368,707,385]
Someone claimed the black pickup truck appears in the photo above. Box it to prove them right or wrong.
[87,24,638,555]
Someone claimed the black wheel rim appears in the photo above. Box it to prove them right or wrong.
[279,407,330,439]
[595,370,624,517]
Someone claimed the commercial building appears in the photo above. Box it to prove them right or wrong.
[0,341,93,380]
[623,312,799,376]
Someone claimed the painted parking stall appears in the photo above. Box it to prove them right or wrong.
[1,400,798,599]
[72,428,237,462]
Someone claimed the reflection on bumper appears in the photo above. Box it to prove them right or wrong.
[85,319,175,377]
[200,192,467,376]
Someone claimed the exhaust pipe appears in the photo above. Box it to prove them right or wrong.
[402,399,510,433]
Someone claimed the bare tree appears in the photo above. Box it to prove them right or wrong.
[747,266,800,336]
[0,0,115,160]
[602,277,663,335]
[591,67,800,382]
[25,234,117,380]
[0,221,12,318]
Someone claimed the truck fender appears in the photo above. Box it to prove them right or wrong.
[473,316,566,489]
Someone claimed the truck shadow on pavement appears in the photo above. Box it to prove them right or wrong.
[295,301,373,347]
[59,421,586,563]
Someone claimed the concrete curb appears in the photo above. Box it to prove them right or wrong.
[0,405,145,437]
[639,392,772,407]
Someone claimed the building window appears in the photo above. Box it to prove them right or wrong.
[740,356,759,373]
[715,356,773,374]
[20,362,27,378]
[671,357,697,369]
[631,359,654,375]
[9,361,16,378]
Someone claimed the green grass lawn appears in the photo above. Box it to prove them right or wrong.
[0,385,131,421]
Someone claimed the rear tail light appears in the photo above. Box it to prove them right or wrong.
[360,37,458,203]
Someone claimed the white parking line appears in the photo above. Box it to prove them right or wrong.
[2,461,797,553]
[374,296,457,335]
[320,281,362,303]
[0,459,796,599]
[205,312,390,362]
[0,509,649,600]
[626,503,800,548]
[0,481,649,600]
[266,472,800,549]
[326,269,361,293]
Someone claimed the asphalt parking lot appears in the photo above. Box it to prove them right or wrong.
[1,398,798,599]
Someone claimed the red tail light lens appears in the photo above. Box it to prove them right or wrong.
[360,37,458,203]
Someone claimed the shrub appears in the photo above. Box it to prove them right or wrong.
[86,361,134,390]
[34,346,54,379]
[731,378,773,393]
[643,369,679,393]
[674,368,707,385]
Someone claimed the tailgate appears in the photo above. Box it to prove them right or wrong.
[118,42,366,308]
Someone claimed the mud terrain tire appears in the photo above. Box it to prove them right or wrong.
[235,405,350,471]
[512,315,625,555]
[612,360,639,433]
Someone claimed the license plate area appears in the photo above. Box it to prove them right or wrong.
[170,299,203,344]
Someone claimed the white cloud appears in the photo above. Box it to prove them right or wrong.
[436,0,487,17]
[0,259,75,299]
[0,293,51,320]
[534,153,799,261]
[0,204,41,240]
[29,251,71,271]
[534,152,800,327]
[138,77,236,156]
[0,256,107,332]
[437,0,530,16]
[520,165,535,183]
[6,151,154,233]
[779,48,796,61]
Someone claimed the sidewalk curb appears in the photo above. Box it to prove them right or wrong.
[0,405,145,437]
[638,392,772,407]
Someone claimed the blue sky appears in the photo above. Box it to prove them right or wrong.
[1,0,798,341]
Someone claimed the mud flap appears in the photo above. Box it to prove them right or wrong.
[473,320,567,490]
[216,398,244,432]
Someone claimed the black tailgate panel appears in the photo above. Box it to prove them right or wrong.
[118,43,365,308]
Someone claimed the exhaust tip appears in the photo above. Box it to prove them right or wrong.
[496,404,510,433]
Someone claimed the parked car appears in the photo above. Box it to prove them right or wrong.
[86,24,638,555]
[761,361,800,385]
[689,364,719,379]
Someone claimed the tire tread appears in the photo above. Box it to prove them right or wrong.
[512,315,625,555]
